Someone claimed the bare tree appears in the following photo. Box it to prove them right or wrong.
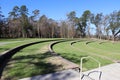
[67,11,76,38]
[91,13,103,39]
[60,21,68,38]
[108,10,120,41]
[102,15,109,39]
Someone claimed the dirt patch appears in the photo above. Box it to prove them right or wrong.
[36,45,49,54]
[46,56,79,70]
[39,44,79,71]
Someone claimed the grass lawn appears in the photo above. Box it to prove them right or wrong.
[83,41,120,60]
[53,39,120,71]
[2,39,62,80]
[0,38,49,42]
[1,38,120,79]
[0,38,54,53]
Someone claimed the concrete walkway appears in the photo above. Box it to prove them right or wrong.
[19,69,80,80]
[83,63,120,80]
[20,63,120,80]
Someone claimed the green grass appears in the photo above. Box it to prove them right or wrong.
[0,38,35,43]
[2,38,120,79]
[73,41,120,60]
[53,39,120,71]
[0,38,51,53]
[2,39,61,80]
[0,38,49,42]
[90,41,120,59]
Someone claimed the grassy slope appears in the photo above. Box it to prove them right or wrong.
[0,38,50,53]
[73,41,120,60]
[2,40,59,80]
[0,38,48,42]
[1,38,120,79]
[85,41,120,60]
[53,40,117,71]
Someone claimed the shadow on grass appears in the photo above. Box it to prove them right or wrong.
[3,51,63,80]
[0,39,64,79]
[5,53,82,80]
[0,48,10,52]
[26,69,79,80]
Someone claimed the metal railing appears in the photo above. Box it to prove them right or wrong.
[80,56,102,80]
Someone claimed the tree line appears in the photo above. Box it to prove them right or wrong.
[0,5,120,40]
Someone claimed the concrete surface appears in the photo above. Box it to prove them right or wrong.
[20,63,120,80]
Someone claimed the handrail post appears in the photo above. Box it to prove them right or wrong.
[80,56,89,80]
[80,56,101,80]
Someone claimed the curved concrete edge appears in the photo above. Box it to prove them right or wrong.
[71,41,77,45]
[86,41,95,45]
[70,40,83,45]
[49,40,69,55]
[71,40,90,46]
[49,40,80,71]
[0,39,61,79]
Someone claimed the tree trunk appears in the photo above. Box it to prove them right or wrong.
[87,23,91,38]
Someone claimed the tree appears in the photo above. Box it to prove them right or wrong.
[0,7,4,19]
[67,11,76,22]
[102,15,110,39]
[38,15,48,38]
[29,9,40,37]
[108,10,120,41]
[60,21,69,38]
[8,6,21,38]
[48,19,58,38]
[83,10,92,38]
[71,10,92,38]
[19,5,29,38]
[8,5,31,38]
[81,10,91,37]
[67,11,76,38]
[8,6,19,19]
[32,9,40,21]
[1,4,120,39]
[91,13,103,39]
[0,7,5,38]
